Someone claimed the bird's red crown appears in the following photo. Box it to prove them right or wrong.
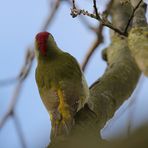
[35,32,50,55]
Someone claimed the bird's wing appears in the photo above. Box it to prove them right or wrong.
[60,52,90,111]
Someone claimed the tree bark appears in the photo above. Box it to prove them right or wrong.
[128,1,148,76]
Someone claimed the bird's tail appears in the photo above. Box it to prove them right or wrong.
[50,115,75,139]
[50,88,75,138]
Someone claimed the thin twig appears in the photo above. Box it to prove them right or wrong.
[0,49,34,129]
[66,0,96,32]
[81,24,104,71]
[72,0,76,9]
[81,0,114,71]
[0,82,23,128]
[0,77,18,86]
[124,0,143,34]
[102,19,127,36]
[70,1,127,36]
[41,0,61,31]
[13,112,27,148]
[93,0,101,20]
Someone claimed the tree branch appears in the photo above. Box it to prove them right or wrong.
[81,0,113,72]
[0,77,18,86]
[72,0,76,9]
[128,1,148,76]
[124,0,143,34]
[93,0,100,20]
[66,0,96,32]
[70,0,127,36]
[13,112,27,148]
[0,49,34,129]
[81,24,103,72]
[42,0,61,31]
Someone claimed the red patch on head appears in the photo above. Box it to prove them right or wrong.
[35,32,50,55]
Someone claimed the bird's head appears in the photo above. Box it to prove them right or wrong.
[35,32,57,57]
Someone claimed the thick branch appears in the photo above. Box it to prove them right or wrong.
[110,0,133,32]
[128,26,148,76]
[124,0,143,33]
[90,35,140,127]
[130,0,147,27]
[128,1,148,76]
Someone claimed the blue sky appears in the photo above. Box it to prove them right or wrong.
[0,0,148,148]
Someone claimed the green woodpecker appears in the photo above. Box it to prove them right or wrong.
[35,32,90,137]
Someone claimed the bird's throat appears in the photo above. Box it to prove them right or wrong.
[40,44,47,56]
[38,46,61,61]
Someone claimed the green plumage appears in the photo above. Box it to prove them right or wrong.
[35,32,89,137]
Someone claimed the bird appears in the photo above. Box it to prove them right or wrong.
[34,32,90,137]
